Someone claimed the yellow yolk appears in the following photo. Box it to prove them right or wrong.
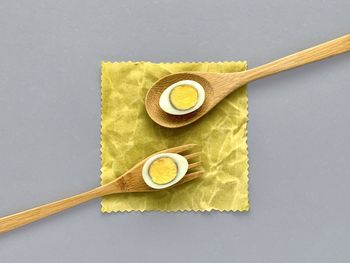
[170,85,198,110]
[149,157,178,185]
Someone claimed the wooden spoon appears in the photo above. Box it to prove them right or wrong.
[146,34,350,128]
[0,144,202,234]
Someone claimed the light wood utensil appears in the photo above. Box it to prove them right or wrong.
[146,34,350,128]
[0,144,203,234]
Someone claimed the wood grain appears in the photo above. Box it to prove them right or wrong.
[146,34,350,128]
[0,144,202,234]
[242,34,350,83]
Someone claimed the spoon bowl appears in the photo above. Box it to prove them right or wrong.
[145,71,245,128]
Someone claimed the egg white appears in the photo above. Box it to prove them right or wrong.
[159,80,205,115]
[142,153,189,189]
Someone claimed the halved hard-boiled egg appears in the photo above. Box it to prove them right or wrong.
[142,153,189,189]
[159,80,205,115]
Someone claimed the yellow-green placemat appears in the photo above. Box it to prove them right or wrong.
[100,61,249,212]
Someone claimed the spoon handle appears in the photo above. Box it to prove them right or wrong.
[0,185,111,234]
[242,34,350,83]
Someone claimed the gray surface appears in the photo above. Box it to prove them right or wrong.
[0,0,349,262]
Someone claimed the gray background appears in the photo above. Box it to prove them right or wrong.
[0,0,349,262]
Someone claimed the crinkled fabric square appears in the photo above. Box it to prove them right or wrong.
[100,61,249,212]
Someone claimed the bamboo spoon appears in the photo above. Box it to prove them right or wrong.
[0,144,203,234]
[146,34,350,128]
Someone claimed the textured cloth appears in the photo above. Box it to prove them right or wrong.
[100,61,249,212]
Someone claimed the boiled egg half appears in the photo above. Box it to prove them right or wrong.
[142,153,189,189]
[159,80,205,115]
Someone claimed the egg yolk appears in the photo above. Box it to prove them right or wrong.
[170,85,198,110]
[149,157,178,185]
